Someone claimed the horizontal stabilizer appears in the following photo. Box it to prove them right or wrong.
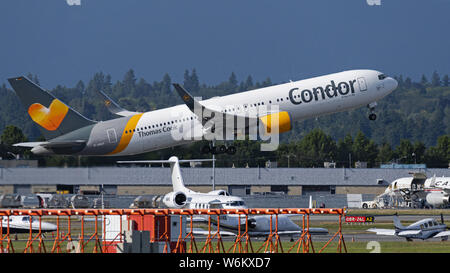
[13,141,86,149]
[41,140,86,149]
[13,142,48,148]
[367,228,396,236]
[96,89,141,117]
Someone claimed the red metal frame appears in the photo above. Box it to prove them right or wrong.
[0,208,346,253]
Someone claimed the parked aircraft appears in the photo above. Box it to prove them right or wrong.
[384,173,450,208]
[8,69,397,156]
[368,214,450,241]
[117,156,328,237]
[1,216,57,234]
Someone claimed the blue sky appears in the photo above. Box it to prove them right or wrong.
[0,0,449,88]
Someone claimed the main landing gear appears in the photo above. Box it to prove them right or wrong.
[367,102,377,121]
[201,144,237,155]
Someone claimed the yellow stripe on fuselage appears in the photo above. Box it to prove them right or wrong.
[108,113,143,155]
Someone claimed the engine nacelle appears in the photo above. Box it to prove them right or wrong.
[425,192,449,207]
[259,111,292,135]
[162,191,187,208]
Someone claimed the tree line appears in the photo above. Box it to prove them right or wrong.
[1,124,448,168]
[0,68,448,167]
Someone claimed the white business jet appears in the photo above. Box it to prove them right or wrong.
[1,216,57,234]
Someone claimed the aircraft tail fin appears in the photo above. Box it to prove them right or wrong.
[393,214,404,229]
[8,76,96,140]
[116,156,215,193]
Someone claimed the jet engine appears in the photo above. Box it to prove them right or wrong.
[162,191,187,208]
[259,111,292,135]
[425,192,450,208]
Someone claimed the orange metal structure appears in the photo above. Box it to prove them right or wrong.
[0,208,346,253]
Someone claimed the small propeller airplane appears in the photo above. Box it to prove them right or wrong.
[367,214,450,241]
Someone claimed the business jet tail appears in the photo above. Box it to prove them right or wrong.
[117,156,215,193]
[393,215,405,229]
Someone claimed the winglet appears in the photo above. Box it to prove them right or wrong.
[172,83,204,113]
[96,89,141,117]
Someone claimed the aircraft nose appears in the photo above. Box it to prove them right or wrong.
[386,77,398,92]
[42,222,58,232]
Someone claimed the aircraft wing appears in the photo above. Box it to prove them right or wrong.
[367,228,396,236]
[398,230,421,236]
[305,228,329,234]
[433,231,450,238]
[190,228,236,237]
[278,228,328,235]
[96,89,141,117]
[117,159,214,164]
[173,83,262,128]
[190,216,208,223]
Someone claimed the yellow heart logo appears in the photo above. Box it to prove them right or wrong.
[28,99,69,131]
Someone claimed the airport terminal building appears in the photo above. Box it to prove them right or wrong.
[1,165,449,198]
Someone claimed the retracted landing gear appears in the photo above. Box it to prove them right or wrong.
[367,102,377,121]
[201,144,236,155]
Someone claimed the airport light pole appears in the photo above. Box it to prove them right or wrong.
[212,140,216,191]
[212,152,215,191]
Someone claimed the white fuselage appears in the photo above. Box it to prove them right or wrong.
[1,216,57,233]
[185,192,301,233]
[108,69,396,156]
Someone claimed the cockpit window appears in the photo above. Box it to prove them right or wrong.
[22,216,34,222]
[229,201,245,206]
[378,74,387,80]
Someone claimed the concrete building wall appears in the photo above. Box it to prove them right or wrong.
[251,186,271,193]
[117,186,172,195]
[0,167,448,196]
[335,186,385,195]
[0,185,14,194]
[79,185,100,192]
[32,185,57,193]
[288,186,302,195]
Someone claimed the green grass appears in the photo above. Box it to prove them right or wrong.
[4,214,450,253]
[3,237,450,253]
[347,209,450,216]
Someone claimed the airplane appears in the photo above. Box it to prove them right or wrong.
[117,156,328,237]
[367,214,450,241]
[1,216,57,234]
[8,69,397,156]
[383,173,450,208]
